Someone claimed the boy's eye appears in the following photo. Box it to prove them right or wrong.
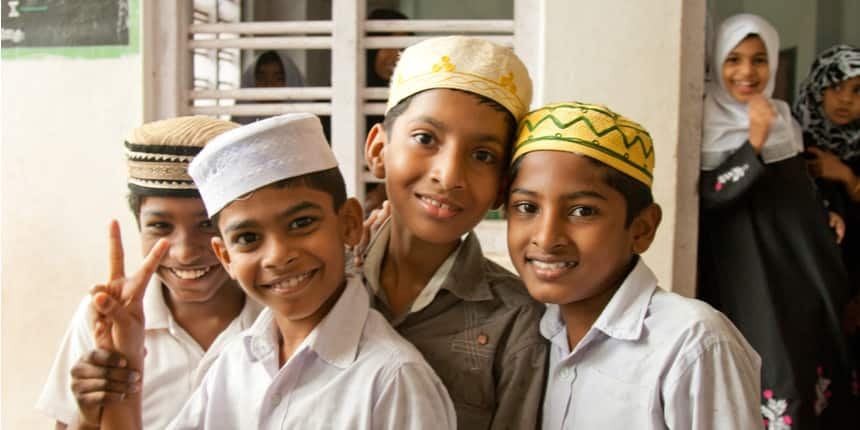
[512,202,538,214]
[411,132,433,145]
[569,206,598,217]
[289,216,317,230]
[233,232,259,246]
[199,220,215,230]
[145,221,171,232]
[472,149,498,164]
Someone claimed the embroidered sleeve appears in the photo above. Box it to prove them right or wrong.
[700,142,765,209]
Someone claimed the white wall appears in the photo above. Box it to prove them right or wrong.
[538,0,706,296]
[1,55,143,427]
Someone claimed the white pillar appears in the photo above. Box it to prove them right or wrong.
[538,0,706,296]
[331,0,365,200]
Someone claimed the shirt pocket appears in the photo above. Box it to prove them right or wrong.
[569,366,656,427]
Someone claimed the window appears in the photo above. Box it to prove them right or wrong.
[144,0,530,209]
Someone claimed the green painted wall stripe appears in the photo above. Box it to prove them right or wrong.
[2,0,140,60]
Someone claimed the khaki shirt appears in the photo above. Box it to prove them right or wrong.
[362,221,548,430]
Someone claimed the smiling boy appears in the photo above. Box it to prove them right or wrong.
[362,36,547,429]
[86,113,454,429]
[36,116,262,430]
[506,102,762,429]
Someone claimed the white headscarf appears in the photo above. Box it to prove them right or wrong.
[702,14,802,171]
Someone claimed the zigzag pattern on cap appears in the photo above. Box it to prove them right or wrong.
[513,102,655,186]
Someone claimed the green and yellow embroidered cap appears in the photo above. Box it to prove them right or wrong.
[386,36,533,120]
[513,102,655,187]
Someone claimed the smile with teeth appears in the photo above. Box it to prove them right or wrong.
[731,80,758,88]
[419,195,457,210]
[267,269,316,292]
[169,265,215,280]
[528,259,578,270]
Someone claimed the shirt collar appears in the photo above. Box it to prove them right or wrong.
[591,258,657,341]
[539,258,658,347]
[143,277,260,331]
[242,275,369,369]
[362,219,494,304]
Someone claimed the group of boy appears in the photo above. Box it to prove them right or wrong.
[38,35,762,429]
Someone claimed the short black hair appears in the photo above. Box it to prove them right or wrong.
[508,153,653,226]
[211,166,347,228]
[382,89,518,167]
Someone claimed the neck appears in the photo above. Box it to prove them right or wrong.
[558,258,637,351]
[274,281,346,366]
[163,281,246,351]
[379,214,461,315]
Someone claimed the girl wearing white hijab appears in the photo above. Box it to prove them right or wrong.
[697,14,855,429]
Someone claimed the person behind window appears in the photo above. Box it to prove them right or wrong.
[233,50,305,125]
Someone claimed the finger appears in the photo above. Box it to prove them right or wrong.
[93,292,128,325]
[806,146,822,156]
[75,388,135,407]
[108,220,125,282]
[80,348,129,369]
[72,375,141,397]
[71,361,140,383]
[129,238,169,301]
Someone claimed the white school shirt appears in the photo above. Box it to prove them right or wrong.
[541,259,762,430]
[166,275,457,430]
[35,278,262,430]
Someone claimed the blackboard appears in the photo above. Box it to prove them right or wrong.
[1,0,129,48]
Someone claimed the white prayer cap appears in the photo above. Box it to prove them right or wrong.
[188,113,338,216]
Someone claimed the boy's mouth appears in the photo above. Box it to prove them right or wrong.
[416,193,462,218]
[526,257,578,280]
[169,264,217,280]
[263,269,318,294]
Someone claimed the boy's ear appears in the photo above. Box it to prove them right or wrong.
[210,237,236,279]
[365,123,387,180]
[630,203,662,254]
[338,197,365,247]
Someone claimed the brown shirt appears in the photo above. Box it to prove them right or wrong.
[362,222,548,430]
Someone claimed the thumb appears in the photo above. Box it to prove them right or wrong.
[806,146,822,156]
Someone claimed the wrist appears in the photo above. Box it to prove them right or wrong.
[76,411,102,430]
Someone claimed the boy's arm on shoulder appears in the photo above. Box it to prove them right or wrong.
[700,142,765,210]
[372,362,457,430]
[490,301,548,430]
[662,335,762,429]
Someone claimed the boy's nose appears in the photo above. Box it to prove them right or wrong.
[531,213,567,250]
[262,239,299,270]
[430,147,465,190]
[169,234,206,265]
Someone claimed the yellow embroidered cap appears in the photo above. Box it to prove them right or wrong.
[387,36,532,120]
[125,116,239,196]
[513,102,655,187]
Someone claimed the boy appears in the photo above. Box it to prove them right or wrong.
[505,101,762,429]
[36,116,262,430]
[362,36,547,429]
[93,113,456,429]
